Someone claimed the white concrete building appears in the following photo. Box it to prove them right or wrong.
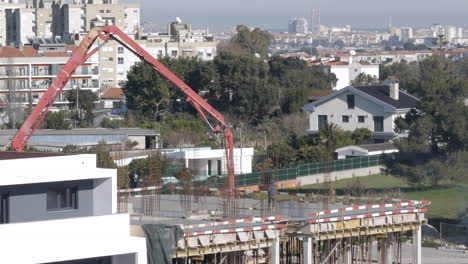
[302,79,419,142]
[164,147,254,180]
[317,55,379,90]
[400,27,413,43]
[0,152,147,264]
[335,142,399,159]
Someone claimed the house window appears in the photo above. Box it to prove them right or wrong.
[1,194,9,224]
[117,47,124,54]
[318,115,327,131]
[217,160,222,175]
[118,57,124,64]
[208,160,212,176]
[347,94,355,109]
[373,116,384,132]
[47,187,78,211]
[171,50,178,57]
[342,115,349,123]
[358,116,365,123]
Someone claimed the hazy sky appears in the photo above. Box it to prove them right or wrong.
[132,0,467,31]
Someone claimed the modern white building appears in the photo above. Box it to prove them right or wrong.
[164,147,254,179]
[400,27,413,43]
[335,142,399,159]
[302,78,419,142]
[0,152,147,264]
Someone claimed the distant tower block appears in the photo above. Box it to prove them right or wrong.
[310,8,321,34]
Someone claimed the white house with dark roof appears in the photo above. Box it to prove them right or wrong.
[302,78,419,143]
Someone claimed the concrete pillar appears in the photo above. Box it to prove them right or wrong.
[386,233,394,264]
[342,238,351,264]
[270,238,280,264]
[303,237,313,264]
[413,226,422,264]
[378,238,385,264]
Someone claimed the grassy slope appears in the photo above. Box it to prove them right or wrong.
[298,174,468,220]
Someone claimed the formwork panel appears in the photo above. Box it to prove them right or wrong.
[336,219,360,229]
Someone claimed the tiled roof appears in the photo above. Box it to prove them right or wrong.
[354,85,419,109]
[0,46,77,58]
[310,89,334,98]
[101,87,125,100]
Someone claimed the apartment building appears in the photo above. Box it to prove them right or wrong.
[0,152,147,264]
[0,0,140,45]
[0,40,100,108]
[60,0,140,43]
[99,22,217,87]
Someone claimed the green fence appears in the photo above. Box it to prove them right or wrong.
[235,154,387,188]
[165,154,388,188]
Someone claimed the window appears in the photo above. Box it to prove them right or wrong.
[217,160,222,175]
[171,50,178,57]
[318,115,327,131]
[106,10,111,13]
[373,116,384,132]
[208,160,212,176]
[108,57,113,61]
[342,115,349,123]
[118,57,124,64]
[117,47,124,54]
[347,94,355,109]
[47,187,78,211]
[358,116,365,123]
[99,10,104,13]
[1,194,9,224]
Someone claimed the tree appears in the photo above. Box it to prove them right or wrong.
[386,55,468,186]
[210,52,278,123]
[380,61,420,95]
[64,88,98,126]
[351,128,372,145]
[351,73,379,86]
[41,111,71,129]
[221,25,273,57]
[266,141,296,168]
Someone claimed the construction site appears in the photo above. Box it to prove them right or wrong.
[0,25,431,264]
[117,183,428,264]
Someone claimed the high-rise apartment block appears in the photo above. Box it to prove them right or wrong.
[0,0,140,46]
[288,18,308,34]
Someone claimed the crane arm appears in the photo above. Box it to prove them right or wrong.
[11,26,235,196]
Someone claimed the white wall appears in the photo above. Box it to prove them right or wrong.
[330,66,349,90]
[0,214,147,264]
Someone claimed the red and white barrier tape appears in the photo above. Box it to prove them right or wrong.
[184,224,285,237]
[309,200,429,217]
[308,208,427,224]
[118,185,162,193]
[181,215,285,230]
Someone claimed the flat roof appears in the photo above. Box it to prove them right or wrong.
[0,151,75,160]
[0,128,158,137]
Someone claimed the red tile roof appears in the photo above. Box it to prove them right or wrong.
[0,45,77,58]
[101,87,125,100]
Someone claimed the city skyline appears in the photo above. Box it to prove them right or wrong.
[133,0,468,31]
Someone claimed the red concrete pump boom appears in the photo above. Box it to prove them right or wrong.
[10,26,236,196]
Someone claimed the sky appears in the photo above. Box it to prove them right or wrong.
[127,0,468,32]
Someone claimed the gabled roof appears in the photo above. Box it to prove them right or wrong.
[101,87,125,100]
[354,85,419,109]
[303,85,419,112]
